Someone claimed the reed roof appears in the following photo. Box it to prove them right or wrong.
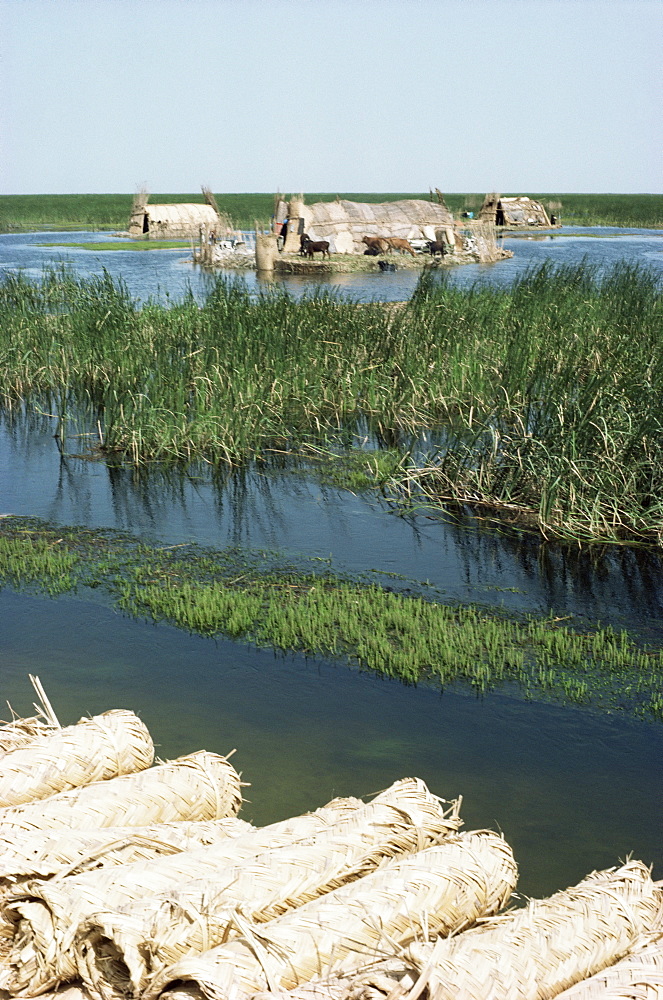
[132,204,219,227]
[299,199,454,248]
[479,193,551,227]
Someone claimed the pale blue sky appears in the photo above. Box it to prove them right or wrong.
[1,0,660,194]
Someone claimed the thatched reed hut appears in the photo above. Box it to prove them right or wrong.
[129,187,223,238]
[282,198,456,254]
[479,193,552,227]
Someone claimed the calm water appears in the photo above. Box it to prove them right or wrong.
[0,226,661,303]
[0,228,661,899]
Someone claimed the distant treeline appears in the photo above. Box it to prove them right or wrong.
[0,192,661,232]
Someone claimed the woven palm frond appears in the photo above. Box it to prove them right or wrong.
[0,791,364,995]
[0,751,242,839]
[143,830,517,1000]
[401,860,662,1000]
[0,710,154,808]
[553,937,663,997]
[0,816,253,904]
[76,778,461,1000]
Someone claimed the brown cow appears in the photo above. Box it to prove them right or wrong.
[384,237,416,256]
[362,236,390,254]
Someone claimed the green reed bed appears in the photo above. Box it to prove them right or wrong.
[0,262,661,544]
[395,262,663,545]
[1,517,661,721]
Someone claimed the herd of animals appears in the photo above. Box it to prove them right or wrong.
[298,233,450,260]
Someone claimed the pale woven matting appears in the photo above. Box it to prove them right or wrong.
[143,830,517,1000]
[75,778,461,1000]
[0,710,154,808]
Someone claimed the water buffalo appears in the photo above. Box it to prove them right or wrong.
[306,239,330,259]
[426,240,448,256]
[300,234,330,259]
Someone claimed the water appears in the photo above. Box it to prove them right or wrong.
[1,227,661,899]
[1,225,661,303]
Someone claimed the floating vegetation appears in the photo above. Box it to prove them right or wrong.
[1,517,661,722]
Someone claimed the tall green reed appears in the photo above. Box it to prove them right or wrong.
[0,262,661,543]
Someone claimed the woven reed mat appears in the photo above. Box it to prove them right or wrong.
[554,936,663,997]
[390,860,662,1000]
[143,830,517,1000]
[0,750,242,838]
[0,984,93,1000]
[75,778,461,1000]
[0,717,56,757]
[0,791,364,995]
[248,881,663,1000]
[0,676,61,756]
[0,711,154,808]
[0,816,253,904]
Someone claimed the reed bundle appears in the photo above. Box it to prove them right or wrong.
[75,778,461,1000]
[0,711,154,808]
[143,830,517,1000]
[554,937,663,997]
[0,751,242,838]
[0,791,364,994]
[0,816,253,903]
[399,861,662,1000]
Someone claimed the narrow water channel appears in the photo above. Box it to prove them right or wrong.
[1,228,661,902]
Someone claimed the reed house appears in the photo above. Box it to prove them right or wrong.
[129,188,223,238]
[479,193,552,227]
[276,197,456,254]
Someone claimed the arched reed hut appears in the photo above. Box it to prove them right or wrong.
[286,198,455,254]
[129,202,221,238]
[479,194,551,228]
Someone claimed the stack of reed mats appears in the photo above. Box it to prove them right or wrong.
[0,678,660,1000]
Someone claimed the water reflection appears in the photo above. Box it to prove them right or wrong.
[2,411,662,637]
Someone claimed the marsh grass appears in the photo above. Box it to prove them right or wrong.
[395,262,663,545]
[2,193,660,233]
[1,517,661,721]
[0,261,661,545]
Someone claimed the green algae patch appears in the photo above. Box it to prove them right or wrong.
[1,516,662,723]
[36,241,190,251]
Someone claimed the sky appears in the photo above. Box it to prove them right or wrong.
[0,0,660,195]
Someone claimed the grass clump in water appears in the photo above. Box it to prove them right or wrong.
[0,517,661,723]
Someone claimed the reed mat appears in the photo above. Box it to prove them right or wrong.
[1,517,661,722]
